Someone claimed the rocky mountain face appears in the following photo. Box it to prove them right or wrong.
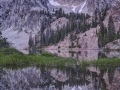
[0,0,49,52]
[0,0,120,53]
[49,0,120,15]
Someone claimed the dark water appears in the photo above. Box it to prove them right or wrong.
[0,65,120,90]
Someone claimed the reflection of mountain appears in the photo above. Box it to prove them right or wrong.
[105,51,120,58]
[45,49,120,60]
[45,50,99,61]
[0,66,120,90]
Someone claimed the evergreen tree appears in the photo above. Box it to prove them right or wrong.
[0,30,9,47]
[28,33,33,48]
[117,27,120,39]
[98,23,108,47]
[108,16,115,42]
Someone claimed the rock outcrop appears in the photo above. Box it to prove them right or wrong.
[0,0,49,51]
[105,39,120,50]
[45,27,99,50]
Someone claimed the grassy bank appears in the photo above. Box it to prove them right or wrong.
[81,58,120,66]
[0,48,76,66]
[0,48,120,66]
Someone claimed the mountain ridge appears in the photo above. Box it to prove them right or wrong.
[0,0,120,53]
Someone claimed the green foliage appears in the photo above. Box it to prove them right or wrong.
[0,48,23,55]
[0,48,120,66]
[91,58,120,66]
[117,27,120,39]
[28,33,33,48]
[41,11,91,47]
[70,33,77,41]
[0,31,9,48]
[108,16,115,42]
[0,49,76,66]
[41,52,54,57]
[98,23,108,47]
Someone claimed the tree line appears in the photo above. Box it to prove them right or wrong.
[98,16,120,47]
[29,5,120,49]
[0,31,9,48]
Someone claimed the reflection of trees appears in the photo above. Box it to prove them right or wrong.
[0,68,8,90]
[0,66,119,90]
[98,51,107,59]
[29,48,43,55]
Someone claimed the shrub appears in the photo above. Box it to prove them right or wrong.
[41,52,54,57]
[0,48,23,55]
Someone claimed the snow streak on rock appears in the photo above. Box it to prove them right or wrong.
[79,2,86,13]
[72,5,77,12]
[49,0,61,6]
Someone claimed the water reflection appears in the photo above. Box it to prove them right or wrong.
[0,66,120,90]
[45,50,120,61]
[45,50,99,61]
[21,48,120,60]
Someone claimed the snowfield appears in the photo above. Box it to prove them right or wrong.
[48,0,87,13]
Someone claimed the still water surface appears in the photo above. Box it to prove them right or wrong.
[0,65,120,90]
[1,50,120,90]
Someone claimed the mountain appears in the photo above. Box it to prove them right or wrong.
[0,0,120,53]
[0,0,49,52]
[48,0,120,15]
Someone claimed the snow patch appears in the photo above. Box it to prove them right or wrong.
[49,0,61,6]
[78,86,82,90]
[79,2,86,13]
[48,0,87,13]
[49,0,68,6]
[72,5,77,12]
[71,86,75,90]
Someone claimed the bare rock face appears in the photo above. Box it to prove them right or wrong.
[105,51,120,58]
[77,27,99,50]
[105,39,120,50]
[46,27,99,50]
[0,0,49,51]
[104,2,120,32]
[0,0,48,32]
[44,17,69,34]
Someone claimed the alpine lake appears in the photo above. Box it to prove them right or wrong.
[0,49,120,90]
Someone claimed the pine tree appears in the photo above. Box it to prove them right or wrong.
[28,33,33,48]
[98,23,108,47]
[117,27,120,39]
[108,16,115,42]
[100,23,105,37]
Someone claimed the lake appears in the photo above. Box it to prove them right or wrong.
[0,65,120,90]
[0,49,120,90]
